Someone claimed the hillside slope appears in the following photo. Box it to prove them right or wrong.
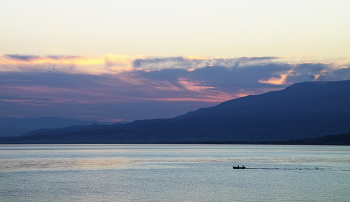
[2,80,350,143]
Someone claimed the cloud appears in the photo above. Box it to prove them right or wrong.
[133,56,280,70]
[2,54,99,65]
[1,54,350,121]
[317,66,350,81]
[4,54,42,62]
[0,54,135,74]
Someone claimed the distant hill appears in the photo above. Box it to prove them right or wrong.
[279,134,350,145]
[0,117,114,137]
[1,80,350,144]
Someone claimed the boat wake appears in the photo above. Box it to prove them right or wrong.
[241,167,325,170]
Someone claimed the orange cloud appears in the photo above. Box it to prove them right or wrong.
[104,54,145,73]
[259,68,296,85]
[0,54,140,74]
[183,56,210,60]
[259,74,288,85]
[0,55,104,65]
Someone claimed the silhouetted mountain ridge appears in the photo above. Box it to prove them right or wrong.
[0,116,115,137]
[1,80,350,144]
[176,80,350,119]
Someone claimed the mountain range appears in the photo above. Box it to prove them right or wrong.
[0,117,114,137]
[1,80,350,144]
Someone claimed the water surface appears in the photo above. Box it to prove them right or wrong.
[1,144,349,201]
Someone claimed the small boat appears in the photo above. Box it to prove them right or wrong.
[233,165,246,169]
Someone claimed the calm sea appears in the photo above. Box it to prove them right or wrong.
[0,144,349,202]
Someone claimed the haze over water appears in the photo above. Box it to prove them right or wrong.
[1,144,349,201]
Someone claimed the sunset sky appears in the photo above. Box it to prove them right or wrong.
[1,0,350,121]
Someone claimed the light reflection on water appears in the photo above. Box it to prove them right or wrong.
[1,144,350,202]
[0,158,131,171]
[1,156,350,171]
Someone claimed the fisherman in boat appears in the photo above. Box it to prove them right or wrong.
[233,165,246,169]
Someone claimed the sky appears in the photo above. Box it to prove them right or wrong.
[1,0,350,122]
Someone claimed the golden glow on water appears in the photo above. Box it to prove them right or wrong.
[0,158,131,171]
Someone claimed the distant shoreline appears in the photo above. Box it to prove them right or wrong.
[1,134,349,145]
